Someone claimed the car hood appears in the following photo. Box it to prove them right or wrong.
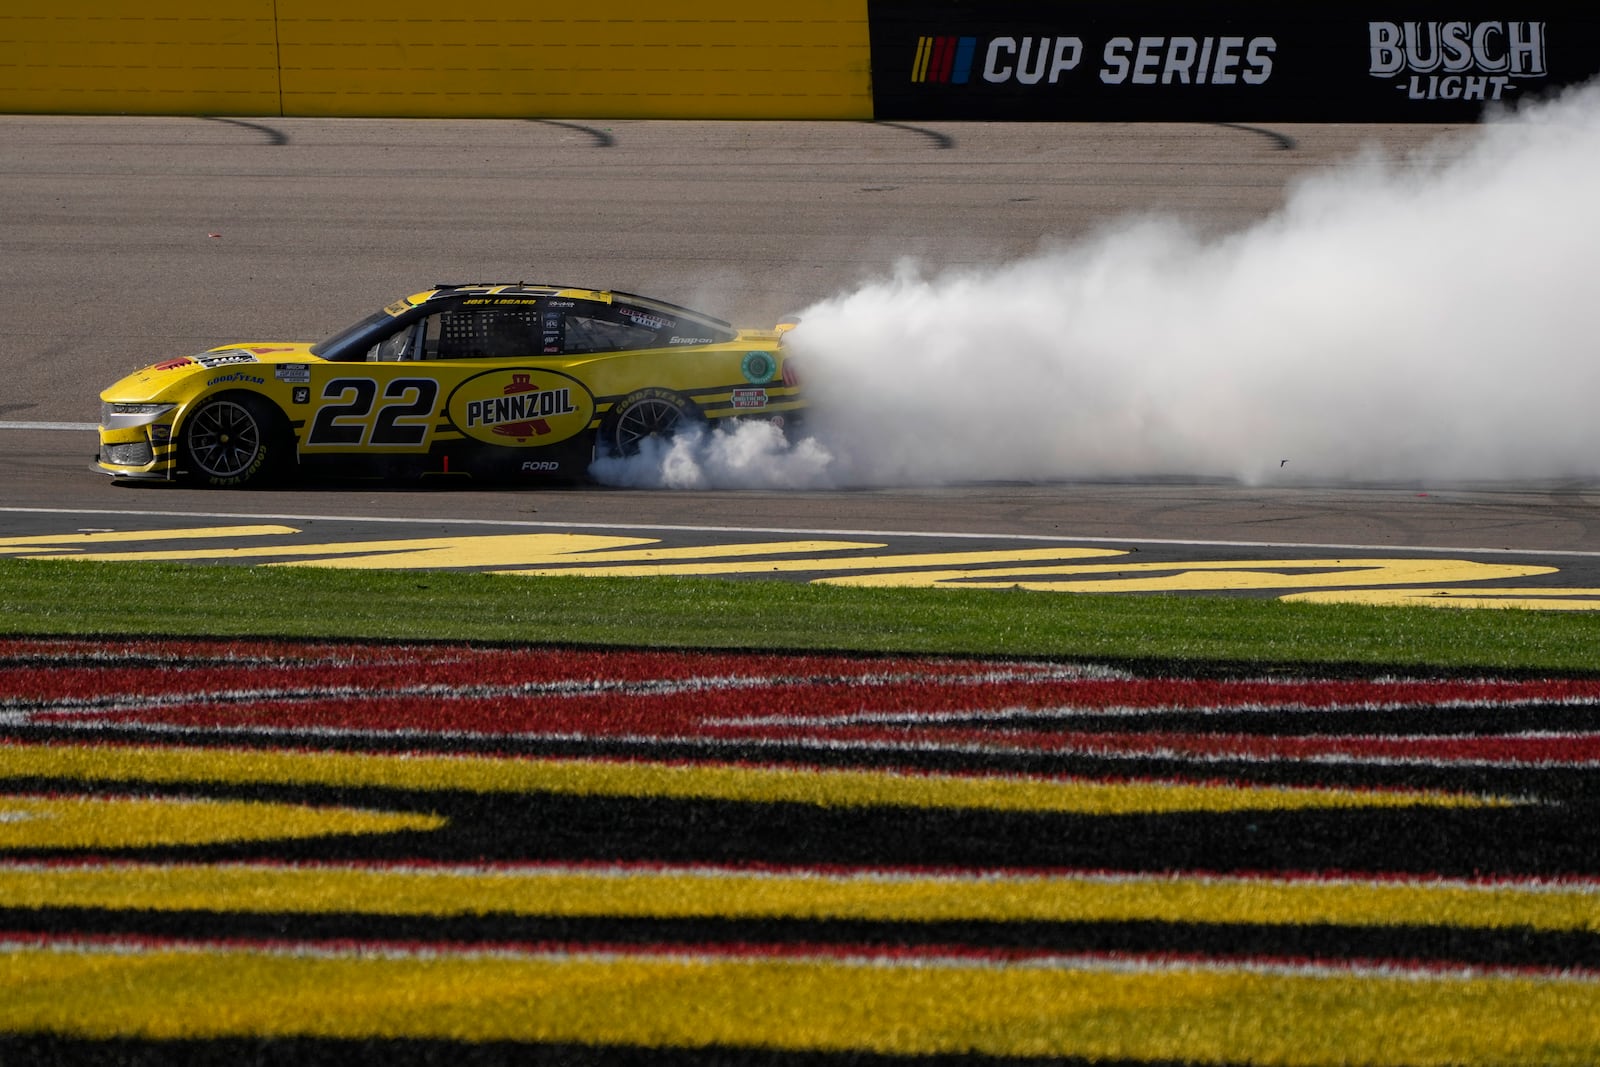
[100,343,318,401]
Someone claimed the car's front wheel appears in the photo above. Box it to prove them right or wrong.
[180,395,287,487]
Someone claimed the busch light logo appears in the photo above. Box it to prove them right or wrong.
[1369,21,1547,101]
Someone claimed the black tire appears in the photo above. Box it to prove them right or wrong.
[180,395,287,487]
[599,389,701,457]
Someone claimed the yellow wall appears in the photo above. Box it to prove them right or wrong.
[0,2,872,119]
[0,4,281,115]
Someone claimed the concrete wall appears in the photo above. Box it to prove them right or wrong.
[0,2,874,119]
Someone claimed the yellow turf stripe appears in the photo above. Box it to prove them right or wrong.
[3,863,1596,933]
[0,743,1501,814]
[0,797,442,849]
[1288,587,1600,610]
[265,538,889,570]
[504,546,1126,577]
[18,532,659,565]
[3,945,1598,1063]
[814,557,1554,592]
[0,526,300,552]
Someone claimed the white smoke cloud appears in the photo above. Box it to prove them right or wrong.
[588,420,834,489]
[594,83,1600,489]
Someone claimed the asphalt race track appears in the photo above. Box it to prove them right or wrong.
[4,116,1600,605]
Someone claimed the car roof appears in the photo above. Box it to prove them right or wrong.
[407,283,735,330]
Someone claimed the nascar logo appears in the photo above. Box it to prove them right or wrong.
[912,35,978,83]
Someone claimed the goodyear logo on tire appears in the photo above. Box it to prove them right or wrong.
[446,369,596,446]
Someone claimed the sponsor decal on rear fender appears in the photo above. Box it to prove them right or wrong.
[446,368,596,447]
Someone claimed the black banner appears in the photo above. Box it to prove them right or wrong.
[868,1,1600,122]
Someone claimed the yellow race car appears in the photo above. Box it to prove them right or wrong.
[96,283,803,487]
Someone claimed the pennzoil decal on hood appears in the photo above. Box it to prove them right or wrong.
[194,352,260,369]
[445,368,596,447]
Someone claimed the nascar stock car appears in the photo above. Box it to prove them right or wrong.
[95,283,804,487]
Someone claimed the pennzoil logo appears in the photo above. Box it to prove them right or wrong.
[446,369,595,447]
[195,351,260,369]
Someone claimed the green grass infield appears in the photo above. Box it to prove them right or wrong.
[3,557,1597,674]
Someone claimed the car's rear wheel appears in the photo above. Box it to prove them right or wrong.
[600,389,701,457]
[180,395,287,487]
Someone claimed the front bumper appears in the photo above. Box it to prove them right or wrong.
[95,423,178,480]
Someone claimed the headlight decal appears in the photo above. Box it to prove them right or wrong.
[101,403,177,430]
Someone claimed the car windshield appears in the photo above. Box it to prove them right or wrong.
[311,308,410,361]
